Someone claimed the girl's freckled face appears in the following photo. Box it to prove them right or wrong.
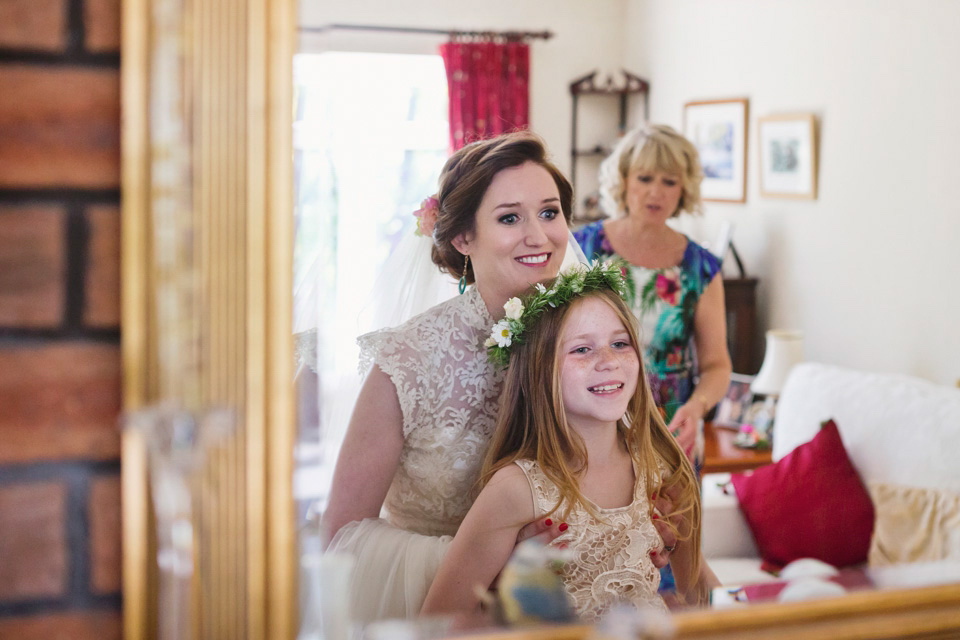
[559,297,640,430]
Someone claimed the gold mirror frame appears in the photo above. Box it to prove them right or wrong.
[120,1,959,637]
[120,0,295,638]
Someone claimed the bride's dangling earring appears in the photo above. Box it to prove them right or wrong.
[459,255,470,294]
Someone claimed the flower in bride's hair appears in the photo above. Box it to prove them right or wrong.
[484,336,497,349]
[535,283,547,294]
[503,297,524,320]
[492,320,513,348]
[413,195,440,237]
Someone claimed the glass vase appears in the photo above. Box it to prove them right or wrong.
[126,406,233,640]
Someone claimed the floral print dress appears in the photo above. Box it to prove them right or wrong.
[573,221,721,427]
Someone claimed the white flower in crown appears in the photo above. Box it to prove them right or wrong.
[503,297,524,320]
[535,283,547,294]
[484,336,497,349]
[491,319,513,348]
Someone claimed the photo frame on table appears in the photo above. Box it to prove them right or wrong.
[734,396,777,449]
[713,373,755,429]
[758,113,818,199]
[683,98,748,203]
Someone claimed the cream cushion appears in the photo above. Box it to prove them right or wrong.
[868,483,960,566]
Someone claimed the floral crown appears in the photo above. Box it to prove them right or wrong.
[485,261,629,367]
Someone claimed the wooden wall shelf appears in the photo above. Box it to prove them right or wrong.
[568,69,649,220]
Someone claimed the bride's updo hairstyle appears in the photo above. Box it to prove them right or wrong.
[432,131,573,285]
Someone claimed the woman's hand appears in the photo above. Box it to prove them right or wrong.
[666,402,701,459]
[516,517,567,546]
[650,488,679,568]
[487,517,568,590]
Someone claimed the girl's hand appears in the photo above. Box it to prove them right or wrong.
[666,402,700,460]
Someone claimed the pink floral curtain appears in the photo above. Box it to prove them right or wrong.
[439,39,530,151]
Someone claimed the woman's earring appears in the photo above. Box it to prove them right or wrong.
[459,255,470,294]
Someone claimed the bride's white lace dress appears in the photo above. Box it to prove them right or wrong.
[327,286,504,623]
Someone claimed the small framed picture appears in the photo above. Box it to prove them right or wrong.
[758,113,818,199]
[713,373,754,428]
[734,396,777,449]
[683,98,749,203]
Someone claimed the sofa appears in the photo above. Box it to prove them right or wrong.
[701,362,960,587]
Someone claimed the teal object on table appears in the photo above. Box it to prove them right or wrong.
[498,539,575,626]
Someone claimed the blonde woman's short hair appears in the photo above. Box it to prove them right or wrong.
[598,124,704,218]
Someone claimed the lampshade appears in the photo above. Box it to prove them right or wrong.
[751,330,804,396]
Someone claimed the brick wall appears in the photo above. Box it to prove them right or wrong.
[0,0,122,638]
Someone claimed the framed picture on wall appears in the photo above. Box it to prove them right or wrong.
[683,98,748,203]
[758,113,818,199]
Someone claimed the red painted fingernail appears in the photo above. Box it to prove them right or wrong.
[652,513,660,520]
[650,550,658,557]
[544,518,552,526]
[652,493,657,501]
[559,523,568,532]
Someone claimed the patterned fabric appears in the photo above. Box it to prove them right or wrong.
[357,286,504,537]
[573,221,721,423]
[514,459,666,620]
[439,41,530,151]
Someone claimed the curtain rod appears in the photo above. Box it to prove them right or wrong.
[300,23,553,40]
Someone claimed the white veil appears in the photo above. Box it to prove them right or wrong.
[359,228,589,334]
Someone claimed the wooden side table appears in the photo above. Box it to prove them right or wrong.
[702,421,771,474]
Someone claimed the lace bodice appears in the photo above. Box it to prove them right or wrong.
[514,459,666,620]
[357,287,503,537]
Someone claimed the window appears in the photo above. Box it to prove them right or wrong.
[293,52,449,508]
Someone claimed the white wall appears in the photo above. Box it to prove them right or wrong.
[299,0,628,193]
[624,0,960,385]
[298,0,960,385]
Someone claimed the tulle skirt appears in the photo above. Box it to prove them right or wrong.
[327,517,453,624]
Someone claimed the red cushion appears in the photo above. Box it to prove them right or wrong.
[731,419,875,570]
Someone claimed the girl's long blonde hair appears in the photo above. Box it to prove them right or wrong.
[481,286,705,604]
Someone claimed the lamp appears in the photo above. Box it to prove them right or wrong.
[751,330,805,396]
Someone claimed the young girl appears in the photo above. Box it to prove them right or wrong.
[421,262,708,621]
